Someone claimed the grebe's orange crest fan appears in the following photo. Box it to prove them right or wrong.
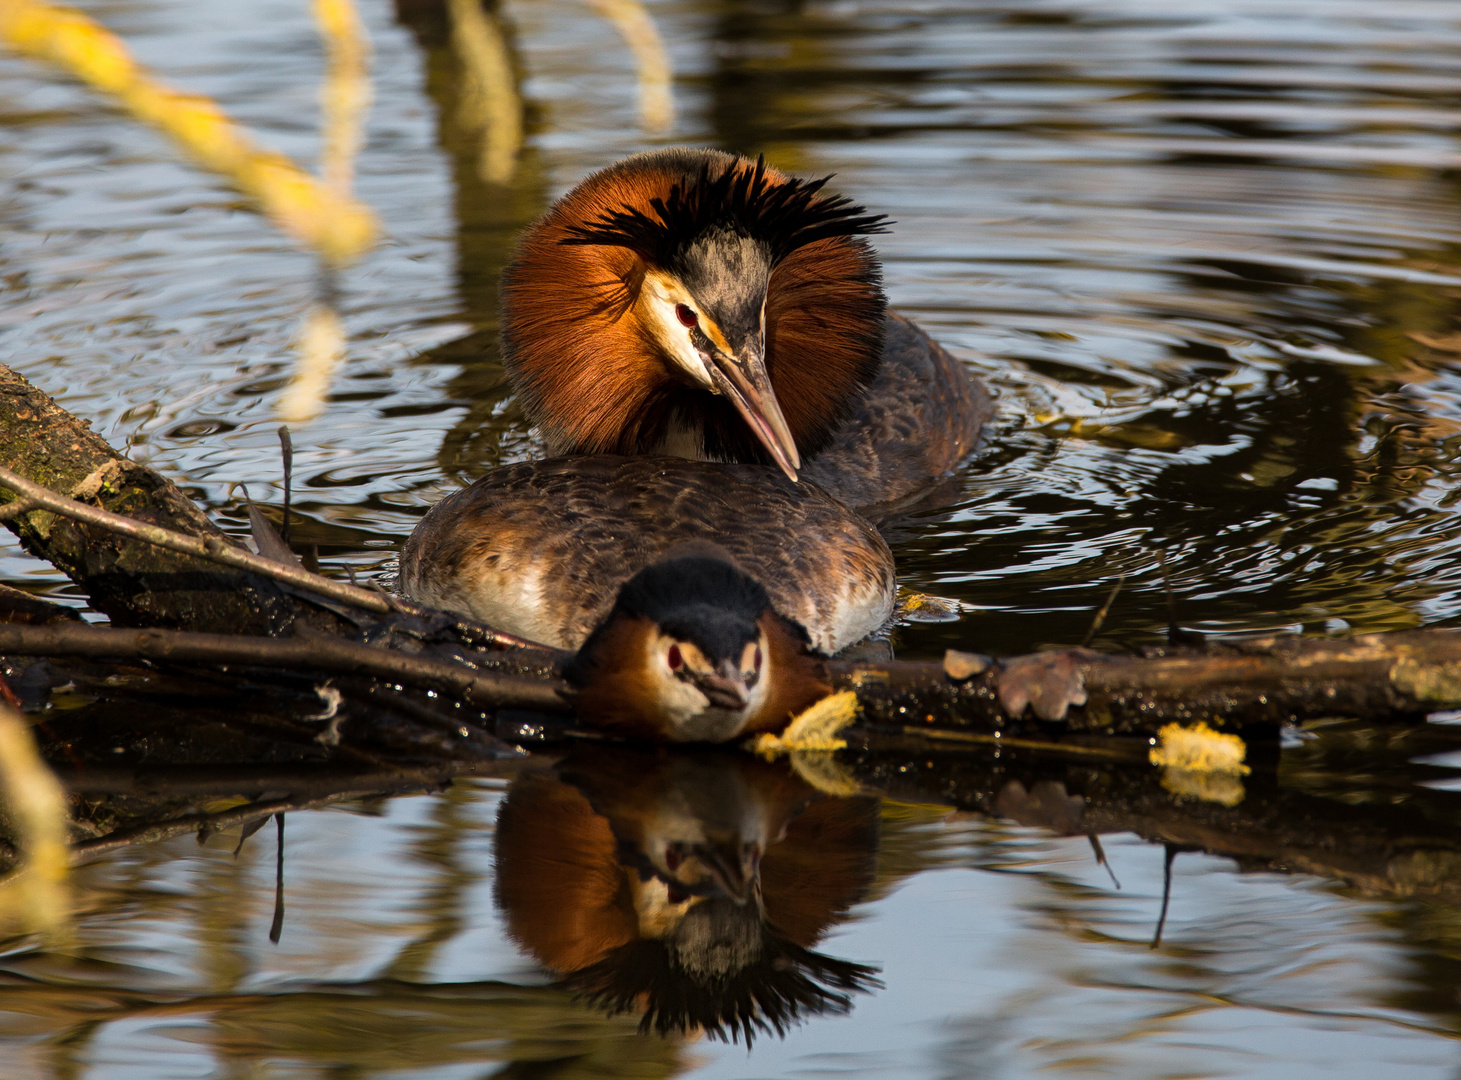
[500,149,889,475]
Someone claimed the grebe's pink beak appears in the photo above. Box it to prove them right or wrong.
[706,340,801,482]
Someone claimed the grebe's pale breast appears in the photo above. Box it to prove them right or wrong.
[397,456,895,654]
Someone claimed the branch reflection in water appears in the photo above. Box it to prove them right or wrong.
[494,746,882,1044]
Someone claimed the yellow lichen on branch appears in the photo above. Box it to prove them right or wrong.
[0,0,378,266]
[750,691,859,758]
[1149,720,1250,807]
[0,705,71,945]
[1148,721,1250,774]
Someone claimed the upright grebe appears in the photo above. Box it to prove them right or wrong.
[500,148,990,511]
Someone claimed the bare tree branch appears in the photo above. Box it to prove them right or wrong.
[0,622,570,712]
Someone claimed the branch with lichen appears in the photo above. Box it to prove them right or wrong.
[837,631,1461,735]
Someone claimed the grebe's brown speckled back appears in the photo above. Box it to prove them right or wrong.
[398,456,894,656]
[500,148,989,510]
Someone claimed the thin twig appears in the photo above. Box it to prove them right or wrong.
[899,726,1147,760]
[1081,572,1125,648]
[1151,843,1180,948]
[278,426,293,548]
[269,813,286,944]
[0,464,389,612]
[0,622,570,712]
[0,498,36,523]
[1088,833,1120,890]
[0,465,543,650]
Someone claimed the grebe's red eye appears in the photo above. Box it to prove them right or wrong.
[667,644,683,670]
[753,646,763,672]
[675,304,698,328]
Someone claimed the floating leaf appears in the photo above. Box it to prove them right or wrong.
[749,690,859,759]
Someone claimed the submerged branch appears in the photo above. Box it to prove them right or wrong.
[836,631,1461,734]
[0,622,570,712]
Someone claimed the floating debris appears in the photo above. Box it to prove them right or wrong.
[896,590,968,623]
[749,690,859,758]
[1149,721,1250,807]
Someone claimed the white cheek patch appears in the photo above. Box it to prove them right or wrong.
[641,283,716,391]
[645,634,713,729]
[644,635,769,743]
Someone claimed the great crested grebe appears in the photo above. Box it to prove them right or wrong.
[561,552,831,743]
[398,455,894,652]
[500,148,990,511]
[397,152,959,719]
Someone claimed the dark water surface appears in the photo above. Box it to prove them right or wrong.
[4,0,1461,1075]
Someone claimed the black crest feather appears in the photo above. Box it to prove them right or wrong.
[561,923,882,1047]
[561,154,890,266]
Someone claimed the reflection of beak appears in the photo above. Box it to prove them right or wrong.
[695,838,758,905]
[691,660,751,711]
[705,339,801,482]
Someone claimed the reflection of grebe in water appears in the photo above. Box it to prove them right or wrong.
[493,747,882,1043]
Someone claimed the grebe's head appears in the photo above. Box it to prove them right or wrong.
[565,553,828,743]
[501,150,889,479]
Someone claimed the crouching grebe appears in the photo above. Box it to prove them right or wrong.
[561,553,832,743]
[500,148,990,511]
[399,456,893,668]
